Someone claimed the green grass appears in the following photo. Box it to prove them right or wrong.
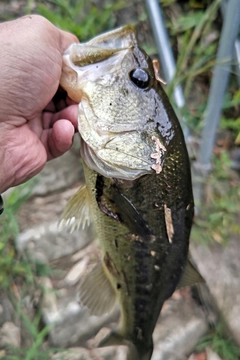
[161,1,240,247]
[0,180,54,360]
[197,321,240,360]
[192,151,240,245]
[0,181,36,288]
[165,0,221,100]
[36,0,128,41]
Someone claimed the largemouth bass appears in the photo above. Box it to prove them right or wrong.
[60,25,201,360]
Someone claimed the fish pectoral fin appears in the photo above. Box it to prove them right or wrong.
[78,262,116,316]
[59,184,92,231]
[111,187,152,241]
[177,258,204,289]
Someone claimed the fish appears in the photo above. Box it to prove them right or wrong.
[60,25,202,360]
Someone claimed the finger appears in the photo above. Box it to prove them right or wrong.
[42,104,78,131]
[47,119,75,160]
[50,104,79,130]
[59,29,79,53]
[44,100,56,112]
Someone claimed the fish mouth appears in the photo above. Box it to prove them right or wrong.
[60,45,129,104]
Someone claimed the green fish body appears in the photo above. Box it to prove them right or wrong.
[60,25,199,360]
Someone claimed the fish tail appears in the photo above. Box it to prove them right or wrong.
[138,344,153,360]
[137,338,153,360]
[98,331,153,360]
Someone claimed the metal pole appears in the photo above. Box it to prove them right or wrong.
[221,0,240,87]
[234,38,240,87]
[194,0,240,205]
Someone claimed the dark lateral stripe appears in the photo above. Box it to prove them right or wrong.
[136,271,149,284]
[135,283,152,296]
[134,242,152,284]
[95,174,104,203]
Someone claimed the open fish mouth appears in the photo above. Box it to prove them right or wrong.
[60,45,130,104]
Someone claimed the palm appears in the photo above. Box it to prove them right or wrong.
[0,15,78,193]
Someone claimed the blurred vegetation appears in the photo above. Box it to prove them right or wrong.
[192,151,240,245]
[0,181,53,360]
[0,0,240,359]
[160,0,240,247]
[197,321,240,360]
[0,181,37,288]
[35,0,127,41]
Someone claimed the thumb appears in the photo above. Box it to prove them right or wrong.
[58,29,79,52]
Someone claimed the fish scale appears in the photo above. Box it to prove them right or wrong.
[60,25,202,360]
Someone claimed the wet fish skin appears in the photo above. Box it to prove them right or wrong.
[60,25,196,360]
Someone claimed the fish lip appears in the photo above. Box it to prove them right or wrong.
[60,45,130,103]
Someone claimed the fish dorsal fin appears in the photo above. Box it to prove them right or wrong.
[78,262,116,316]
[177,259,204,289]
[60,184,92,231]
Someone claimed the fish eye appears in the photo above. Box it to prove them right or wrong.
[129,68,150,89]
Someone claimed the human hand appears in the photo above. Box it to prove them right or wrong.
[0,15,79,193]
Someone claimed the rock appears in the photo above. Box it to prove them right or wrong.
[16,221,93,263]
[51,348,92,360]
[0,292,17,327]
[40,277,59,324]
[190,237,240,346]
[39,267,119,348]
[151,295,208,360]
[16,183,95,265]
[51,346,128,360]
[92,345,128,360]
[188,352,207,360]
[0,322,20,348]
[32,149,83,196]
[0,350,6,359]
[62,257,89,287]
[47,299,119,348]
[206,347,222,360]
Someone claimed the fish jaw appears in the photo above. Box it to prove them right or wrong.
[79,109,165,180]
